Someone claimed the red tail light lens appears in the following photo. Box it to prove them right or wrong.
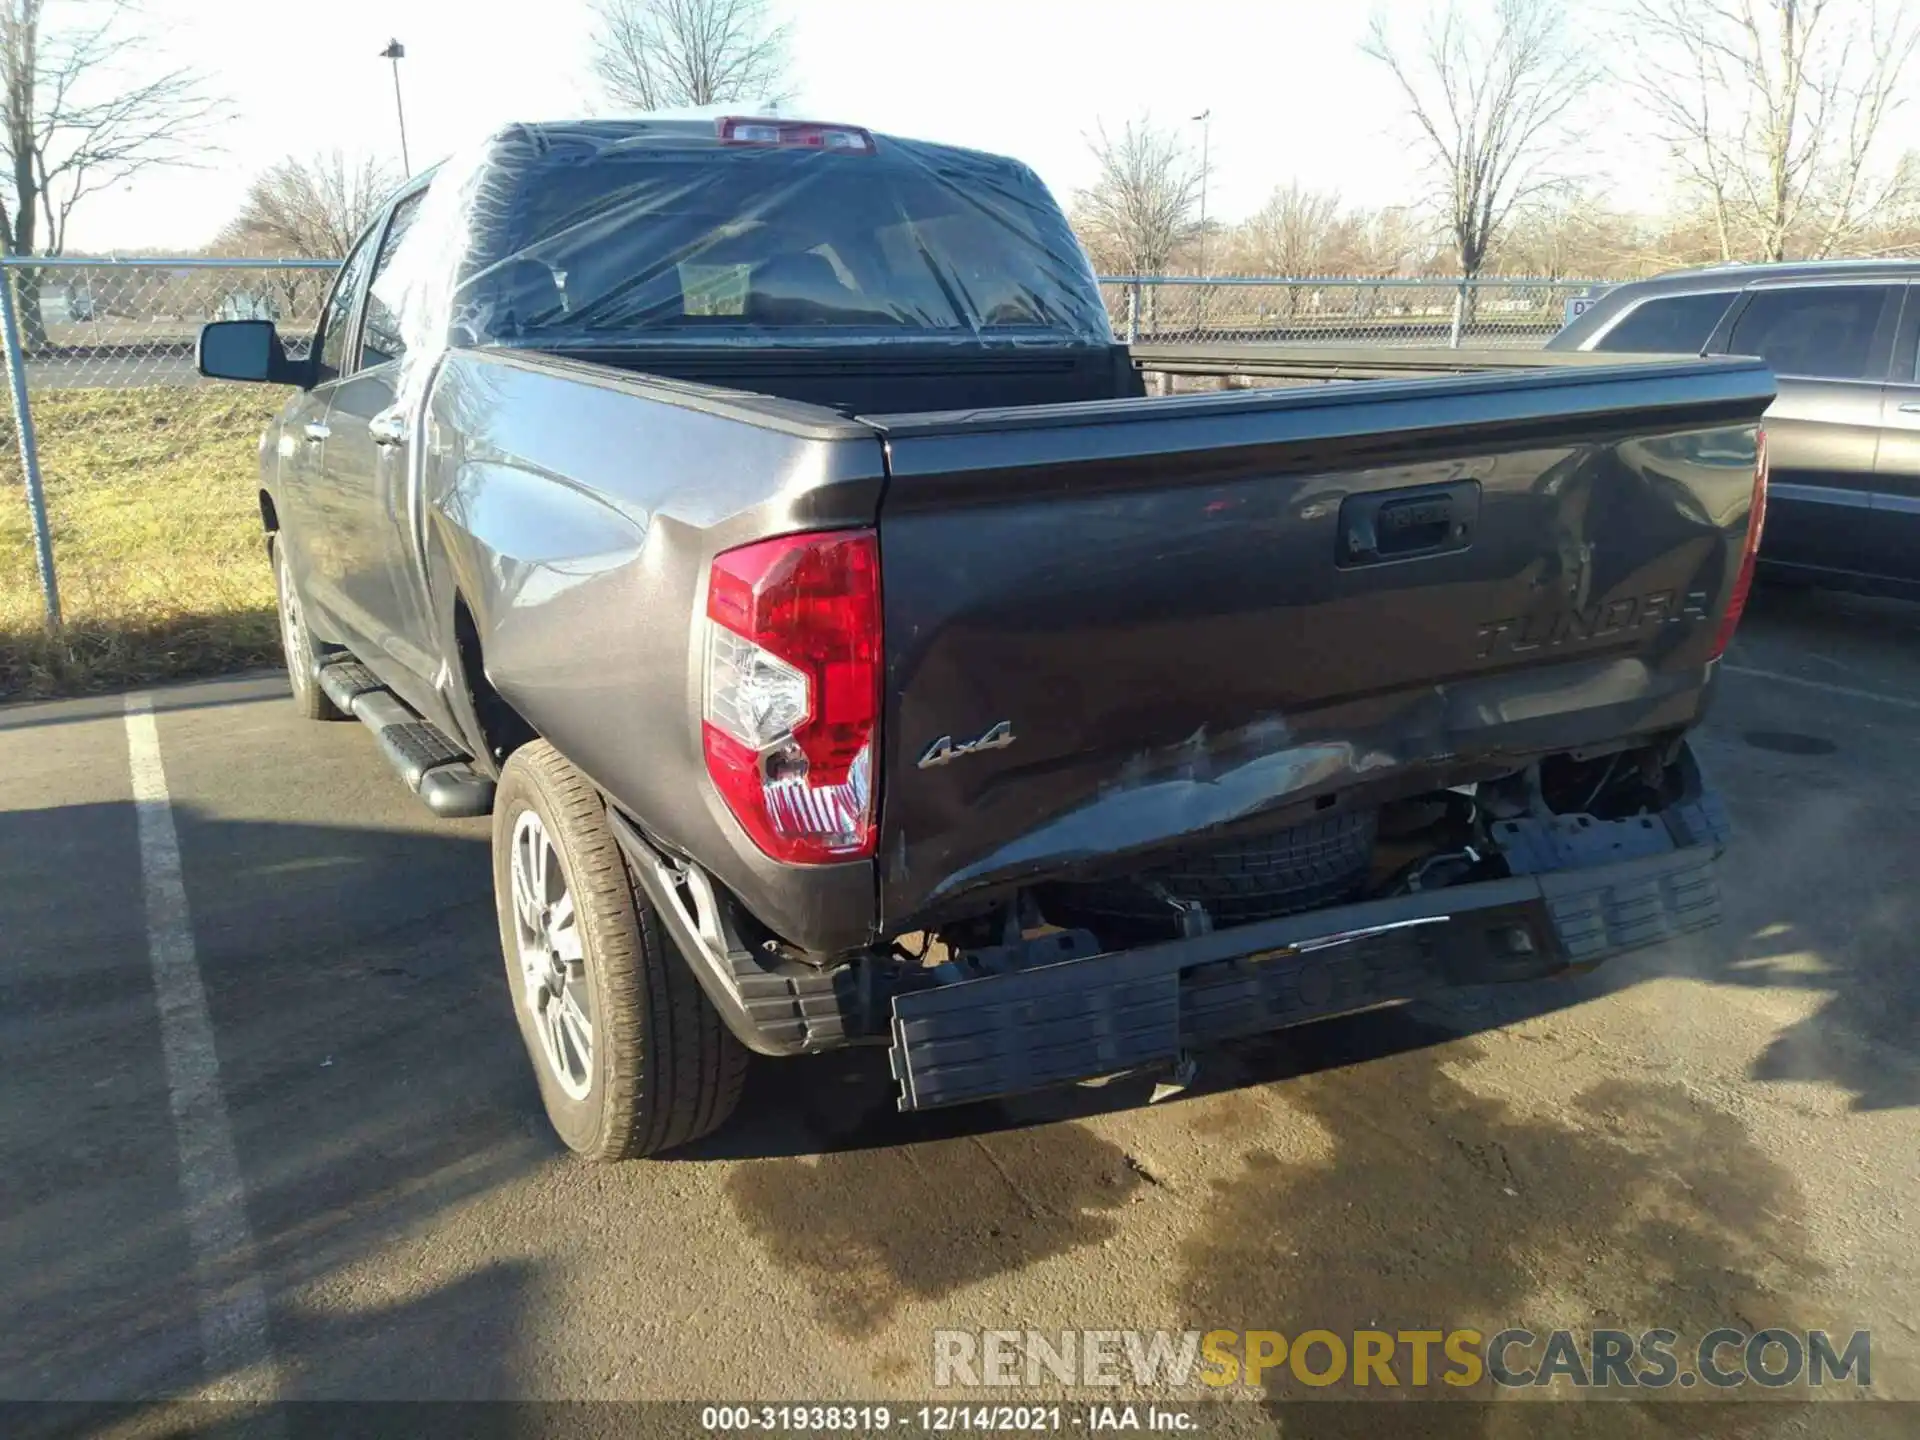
[717,117,876,152]
[702,530,881,864]
[1711,426,1768,660]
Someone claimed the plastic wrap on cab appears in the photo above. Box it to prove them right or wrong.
[370,117,1114,415]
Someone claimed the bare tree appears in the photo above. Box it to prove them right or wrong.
[1364,0,1594,283]
[1625,0,1920,262]
[1224,185,1364,317]
[1492,187,1641,275]
[0,0,220,343]
[1355,205,1446,275]
[0,0,220,256]
[215,151,399,259]
[208,151,398,326]
[588,0,791,111]
[1073,117,1201,277]
[1237,184,1365,274]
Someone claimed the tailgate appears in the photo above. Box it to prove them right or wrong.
[868,358,1772,927]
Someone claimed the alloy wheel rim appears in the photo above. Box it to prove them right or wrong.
[509,809,593,1100]
[277,550,310,684]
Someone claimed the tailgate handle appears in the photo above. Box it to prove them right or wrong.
[1338,481,1480,567]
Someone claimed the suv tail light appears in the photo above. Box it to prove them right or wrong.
[702,530,881,864]
[1710,426,1768,660]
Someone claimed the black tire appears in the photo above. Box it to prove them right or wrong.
[492,740,747,1161]
[271,537,346,722]
[1054,810,1379,932]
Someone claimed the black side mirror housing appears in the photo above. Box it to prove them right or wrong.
[197,320,306,385]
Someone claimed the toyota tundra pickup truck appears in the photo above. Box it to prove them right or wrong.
[197,116,1772,1160]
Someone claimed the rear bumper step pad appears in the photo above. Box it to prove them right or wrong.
[888,843,1723,1112]
[317,657,494,818]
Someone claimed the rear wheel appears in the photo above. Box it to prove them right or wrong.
[492,741,747,1161]
[272,537,345,721]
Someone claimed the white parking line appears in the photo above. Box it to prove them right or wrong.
[1720,663,1920,713]
[125,696,279,1401]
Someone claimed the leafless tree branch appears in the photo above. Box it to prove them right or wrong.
[212,151,400,260]
[1621,0,1920,261]
[588,0,791,111]
[1072,116,1202,277]
[1364,0,1595,280]
[2,0,224,255]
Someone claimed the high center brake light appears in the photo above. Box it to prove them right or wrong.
[717,116,876,153]
[1711,426,1768,660]
[702,530,881,865]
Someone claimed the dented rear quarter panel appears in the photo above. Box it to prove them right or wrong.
[421,349,888,952]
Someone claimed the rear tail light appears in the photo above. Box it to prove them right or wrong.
[1710,426,1768,660]
[702,530,881,864]
[717,116,876,153]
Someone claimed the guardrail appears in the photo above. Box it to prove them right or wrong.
[2,257,1600,632]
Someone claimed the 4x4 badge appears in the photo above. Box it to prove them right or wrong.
[918,721,1016,769]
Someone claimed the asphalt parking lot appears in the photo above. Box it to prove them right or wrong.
[3,584,1918,1433]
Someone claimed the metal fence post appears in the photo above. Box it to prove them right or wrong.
[1448,282,1467,349]
[1125,281,1141,343]
[1,258,60,630]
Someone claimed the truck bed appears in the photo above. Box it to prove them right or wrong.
[863,348,1771,927]
[426,342,1770,950]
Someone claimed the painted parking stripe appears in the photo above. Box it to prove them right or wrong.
[125,695,279,1401]
[1720,663,1920,713]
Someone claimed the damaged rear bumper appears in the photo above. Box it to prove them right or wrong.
[888,776,1731,1112]
[614,748,1731,1114]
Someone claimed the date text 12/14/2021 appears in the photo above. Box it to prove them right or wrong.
[700,1405,1199,1432]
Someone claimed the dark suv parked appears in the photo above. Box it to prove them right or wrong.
[1550,260,1920,598]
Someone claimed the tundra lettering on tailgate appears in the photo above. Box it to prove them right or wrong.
[1475,589,1712,660]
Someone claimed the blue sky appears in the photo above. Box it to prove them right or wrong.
[72,0,1441,251]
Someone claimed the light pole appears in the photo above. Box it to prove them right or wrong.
[382,39,412,177]
[1191,109,1211,277]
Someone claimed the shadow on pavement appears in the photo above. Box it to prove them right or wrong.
[700,588,1919,1424]
[709,1011,1907,1429]
[0,671,288,735]
[0,798,555,1403]
[1696,585,1920,1111]
[1176,1023,1906,1437]
[5,584,1914,1416]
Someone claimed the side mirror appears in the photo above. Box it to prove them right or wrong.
[198,319,301,384]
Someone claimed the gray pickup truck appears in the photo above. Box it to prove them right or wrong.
[199,117,1772,1160]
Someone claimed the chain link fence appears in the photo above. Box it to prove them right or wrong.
[1,258,338,634]
[4,257,333,389]
[3,259,1601,636]
[1099,275,1607,347]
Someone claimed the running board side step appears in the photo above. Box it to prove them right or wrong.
[317,658,495,818]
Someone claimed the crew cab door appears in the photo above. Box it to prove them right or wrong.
[277,228,380,642]
[310,189,441,710]
[1711,280,1899,581]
